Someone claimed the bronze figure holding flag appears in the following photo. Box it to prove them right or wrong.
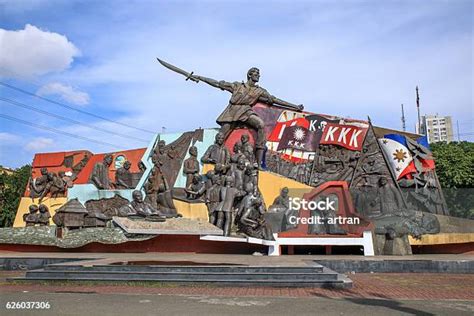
[157,58,304,167]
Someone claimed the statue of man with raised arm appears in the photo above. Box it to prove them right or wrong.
[157,59,303,167]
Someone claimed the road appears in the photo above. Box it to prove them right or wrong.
[1,292,473,316]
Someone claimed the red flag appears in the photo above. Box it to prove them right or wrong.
[277,125,319,152]
[320,123,368,151]
[267,117,308,142]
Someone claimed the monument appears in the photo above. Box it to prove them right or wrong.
[4,58,470,258]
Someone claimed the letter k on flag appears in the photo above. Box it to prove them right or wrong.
[277,125,319,152]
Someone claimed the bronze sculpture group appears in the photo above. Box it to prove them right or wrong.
[28,168,69,202]
[118,190,166,221]
[22,59,445,254]
[183,133,273,239]
[23,204,51,226]
[145,139,180,217]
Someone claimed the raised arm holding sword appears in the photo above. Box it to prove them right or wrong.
[157,58,304,167]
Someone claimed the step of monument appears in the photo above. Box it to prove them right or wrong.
[13,277,351,288]
[11,274,351,288]
[24,269,339,281]
[43,264,324,274]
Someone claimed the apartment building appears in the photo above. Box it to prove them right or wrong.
[417,115,454,143]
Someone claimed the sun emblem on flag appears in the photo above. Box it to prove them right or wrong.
[293,128,306,141]
[393,149,407,163]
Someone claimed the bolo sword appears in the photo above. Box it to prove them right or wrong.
[156,58,200,83]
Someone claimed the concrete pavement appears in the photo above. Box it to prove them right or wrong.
[1,291,473,316]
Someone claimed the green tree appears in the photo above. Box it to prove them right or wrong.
[431,141,474,219]
[0,165,32,227]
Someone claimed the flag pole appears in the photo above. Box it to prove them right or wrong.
[401,104,406,132]
[349,120,371,188]
[416,86,421,134]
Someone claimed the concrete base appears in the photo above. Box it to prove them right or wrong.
[316,258,474,273]
[112,217,222,235]
[201,231,375,256]
[5,253,353,288]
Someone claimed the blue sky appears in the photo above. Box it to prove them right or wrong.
[0,0,472,168]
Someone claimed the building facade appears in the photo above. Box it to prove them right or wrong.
[417,115,453,143]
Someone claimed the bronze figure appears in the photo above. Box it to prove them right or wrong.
[28,168,49,198]
[90,154,113,190]
[183,146,200,188]
[185,174,206,200]
[157,58,303,167]
[201,132,230,165]
[38,172,67,202]
[23,204,39,227]
[238,195,274,240]
[37,204,51,226]
[239,134,255,164]
[215,175,240,236]
[119,190,165,221]
[206,174,222,226]
[228,156,247,191]
[115,160,133,189]
[156,183,180,218]
[269,187,290,212]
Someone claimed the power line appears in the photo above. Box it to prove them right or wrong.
[0,97,149,143]
[0,81,157,135]
[0,113,123,149]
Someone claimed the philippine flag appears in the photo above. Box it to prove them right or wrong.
[378,134,416,180]
[410,135,435,170]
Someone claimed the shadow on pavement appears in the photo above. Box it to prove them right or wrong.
[342,298,435,316]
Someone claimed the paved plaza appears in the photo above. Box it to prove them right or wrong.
[1,274,474,316]
[1,253,473,316]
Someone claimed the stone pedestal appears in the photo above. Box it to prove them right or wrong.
[374,234,412,255]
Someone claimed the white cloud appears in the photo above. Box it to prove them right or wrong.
[37,82,90,105]
[0,24,80,78]
[24,137,55,151]
[0,132,20,144]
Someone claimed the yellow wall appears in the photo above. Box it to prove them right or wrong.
[409,233,474,245]
[258,171,313,208]
[13,197,67,227]
[201,163,214,175]
[173,199,209,220]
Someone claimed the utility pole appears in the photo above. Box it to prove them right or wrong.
[456,120,460,141]
[416,86,422,134]
[401,104,406,131]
